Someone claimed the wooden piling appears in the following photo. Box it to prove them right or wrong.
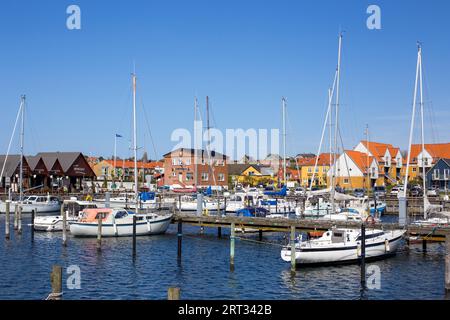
[5,200,10,240]
[230,222,235,270]
[50,265,63,300]
[218,226,222,238]
[360,223,366,289]
[31,208,35,242]
[290,225,296,273]
[14,203,18,230]
[177,220,182,259]
[445,236,450,294]
[97,215,102,251]
[422,238,427,253]
[168,287,180,300]
[62,204,67,247]
[18,205,22,235]
[132,215,137,256]
[259,229,263,242]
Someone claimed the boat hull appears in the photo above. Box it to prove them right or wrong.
[0,202,61,214]
[69,215,172,237]
[281,232,404,266]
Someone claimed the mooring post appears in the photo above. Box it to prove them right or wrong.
[360,223,366,289]
[5,200,10,240]
[218,226,222,238]
[17,205,22,235]
[14,203,18,230]
[62,204,67,247]
[31,208,35,242]
[97,215,102,251]
[230,222,235,271]
[50,265,63,300]
[259,229,263,241]
[445,235,450,294]
[132,215,137,256]
[168,287,180,300]
[177,220,182,259]
[290,225,296,273]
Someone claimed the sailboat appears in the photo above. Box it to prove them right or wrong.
[70,73,173,237]
[0,96,61,214]
[402,44,450,227]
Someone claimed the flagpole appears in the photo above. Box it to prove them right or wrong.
[114,134,117,178]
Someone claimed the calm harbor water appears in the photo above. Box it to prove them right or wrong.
[0,214,447,300]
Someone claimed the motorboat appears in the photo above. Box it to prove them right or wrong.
[69,208,173,237]
[259,198,297,214]
[0,194,61,214]
[176,195,225,212]
[34,199,98,232]
[300,198,339,217]
[225,193,246,213]
[281,227,405,266]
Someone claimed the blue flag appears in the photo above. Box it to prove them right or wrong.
[115,134,123,138]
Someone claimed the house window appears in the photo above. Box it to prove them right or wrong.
[433,169,440,180]
[186,173,193,181]
[178,159,183,165]
[172,158,177,165]
[218,173,225,181]
[308,168,312,173]
[172,172,177,177]
[343,178,349,184]
[444,169,450,180]
[185,159,191,165]
[412,167,417,172]
[315,168,319,173]
[201,173,208,181]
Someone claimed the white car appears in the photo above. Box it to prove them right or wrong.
[294,187,306,196]
[390,185,404,196]
[427,188,438,196]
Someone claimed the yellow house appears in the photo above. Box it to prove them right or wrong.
[227,164,277,187]
[300,153,333,188]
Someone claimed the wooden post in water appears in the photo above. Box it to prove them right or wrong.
[177,220,182,259]
[14,203,18,230]
[259,229,263,242]
[31,208,35,242]
[5,200,10,240]
[62,204,67,247]
[230,222,235,271]
[168,287,180,300]
[360,223,366,289]
[224,197,227,216]
[290,225,296,273]
[422,238,427,253]
[217,226,222,238]
[50,265,63,300]
[17,205,22,235]
[97,215,102,251]
[445,236,450,294]
[132,215,137,256]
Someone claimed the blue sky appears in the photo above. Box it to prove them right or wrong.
[0,0,449,160]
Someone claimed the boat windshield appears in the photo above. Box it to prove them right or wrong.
[114,211,128,219]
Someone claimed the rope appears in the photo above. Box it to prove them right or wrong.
[45,292,63,300]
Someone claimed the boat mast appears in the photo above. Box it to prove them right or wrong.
[19,95,25,203]
[194,97,198,188]
[282,97,287,185]
[418,45,427,219]
[132,73,138,210]
[331,33,342,213]
[403,44,422,199]
[366,124,370,189]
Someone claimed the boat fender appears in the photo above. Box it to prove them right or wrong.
[111,215,118,236]
[147,219,152,232]
[385,239,390,252]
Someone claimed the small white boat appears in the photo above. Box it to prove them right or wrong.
[0,195,61,214]
[34,200,98,232]
[300,198,340,217]
[281,227,405,266]
[69,208,173,237]
[176,195,225,212]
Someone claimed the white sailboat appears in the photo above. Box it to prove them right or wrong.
[69,73,172,237]
[402,44,450,227]
[0,96,61,214]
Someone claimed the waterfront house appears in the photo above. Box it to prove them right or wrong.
[0,155,31,192]
[26,156,48,189]
[92,159,164,183]
[327,150,382,190]
[354,141,404,185]
[163,148,228,189]
[407,143,450,181]
[300,153,334,188]
[426,158,450,191]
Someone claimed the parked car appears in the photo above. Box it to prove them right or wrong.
[426,187,438,197]
[353,188,365,198]
[390,185,404,196]
[294,187,306,196]
[373,186,386,198]
[409,185,423,197]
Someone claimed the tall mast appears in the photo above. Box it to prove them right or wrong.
[331,33,342,213]
[403,44,421,199]
[282,97,287,185]
[132,73,138,210]
[418,46,427,219]
[19,95,25,203]
[194,97,198,188]
[366,124,370,189]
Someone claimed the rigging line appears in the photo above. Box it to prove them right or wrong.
[137,88,159,161]
[421,62,439,143]
[1,99,23,181]
[337,125,354,191]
